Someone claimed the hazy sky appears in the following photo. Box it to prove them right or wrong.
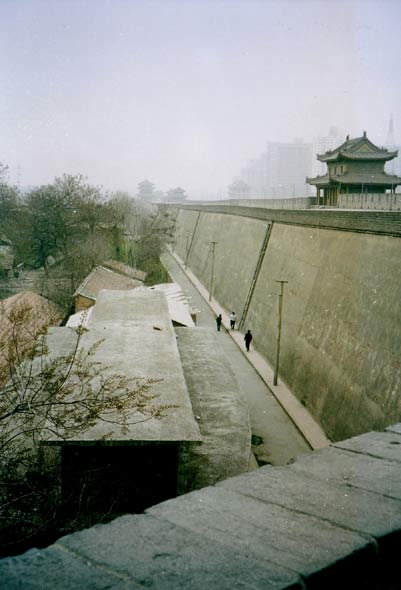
[1,0,401,198]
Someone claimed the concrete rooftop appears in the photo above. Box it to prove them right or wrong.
[42,289,201,444]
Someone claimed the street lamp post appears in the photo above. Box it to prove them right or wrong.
[209,241,217,302]
[273,280,288,386]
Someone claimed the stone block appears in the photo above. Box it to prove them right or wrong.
[147,486,376,587]
[333,431,401,463]
[0,546,126,590]
[387,423,401,435]
[217,465,401,538]
[290,446,401,499]
[59,513,302,590]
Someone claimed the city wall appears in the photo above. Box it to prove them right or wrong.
[170,205,401,441]
[188,197,316,209]
[174,193,401,211]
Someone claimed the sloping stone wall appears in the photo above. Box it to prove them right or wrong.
[171,205,401,441]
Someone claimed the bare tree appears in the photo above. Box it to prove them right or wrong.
[0,303,167,555]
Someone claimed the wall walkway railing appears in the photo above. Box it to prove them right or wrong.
[337,192,401,211]
[181,193,401,211]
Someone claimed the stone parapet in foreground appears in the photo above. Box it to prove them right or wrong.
[1,424,401,589]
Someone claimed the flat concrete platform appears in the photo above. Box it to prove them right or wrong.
[176,327,253,488]
[42,289,201,443]
[2,425,400,589]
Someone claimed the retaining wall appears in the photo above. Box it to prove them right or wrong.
[170,205,401,441]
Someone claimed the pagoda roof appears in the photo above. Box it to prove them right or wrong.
[138,179,154,187]
[306,174,330,186]
[317,133,398,163]
[307,171,401,187]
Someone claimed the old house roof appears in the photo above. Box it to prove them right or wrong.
[74,266,142,301]
[0,292,63,330]
[102,259,147,282]
[317,134,397,163]
[0,292,63,384]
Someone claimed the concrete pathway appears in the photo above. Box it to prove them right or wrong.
[161,250,315,466]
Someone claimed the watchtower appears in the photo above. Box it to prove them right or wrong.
[307,132,401,206]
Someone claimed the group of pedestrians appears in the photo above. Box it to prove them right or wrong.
[216,311,237,331]
[215,311,253,352]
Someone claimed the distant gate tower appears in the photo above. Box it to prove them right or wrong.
[306,131,401,207]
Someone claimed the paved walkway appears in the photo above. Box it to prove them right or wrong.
[161,250,319,466]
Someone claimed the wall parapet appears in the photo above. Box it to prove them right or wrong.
[173,203,401,237]
[188,197,316,209]
[338,192,401,211]
[1,424,400,589]
[185,193,401,212]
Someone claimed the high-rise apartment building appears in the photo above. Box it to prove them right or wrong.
[312,126,344,177]
[384,116,401,180]
[239,139,313,198]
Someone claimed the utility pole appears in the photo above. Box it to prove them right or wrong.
[273,280,288,386]
[209,241,217,302]
[185,233,190,269]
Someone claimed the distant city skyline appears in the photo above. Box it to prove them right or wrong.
[234,123,401,199]
[1,0,401,199]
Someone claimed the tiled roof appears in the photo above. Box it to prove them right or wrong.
[102,259,146,282]
[0,292,63,329]
[337,172,401,185]
[307,172,401,186]
[306,174,330,186]
[74,266,142,300]
[318,135,397,163]
[0,292,63,384]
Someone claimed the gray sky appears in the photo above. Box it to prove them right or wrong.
[1,0,401,198]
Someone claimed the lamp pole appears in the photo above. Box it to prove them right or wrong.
[209,241,217,302]
[273,280,288,386]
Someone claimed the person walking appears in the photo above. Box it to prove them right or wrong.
[216,314,222,332]
[229,311,236,330]
[244,329,253,352]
